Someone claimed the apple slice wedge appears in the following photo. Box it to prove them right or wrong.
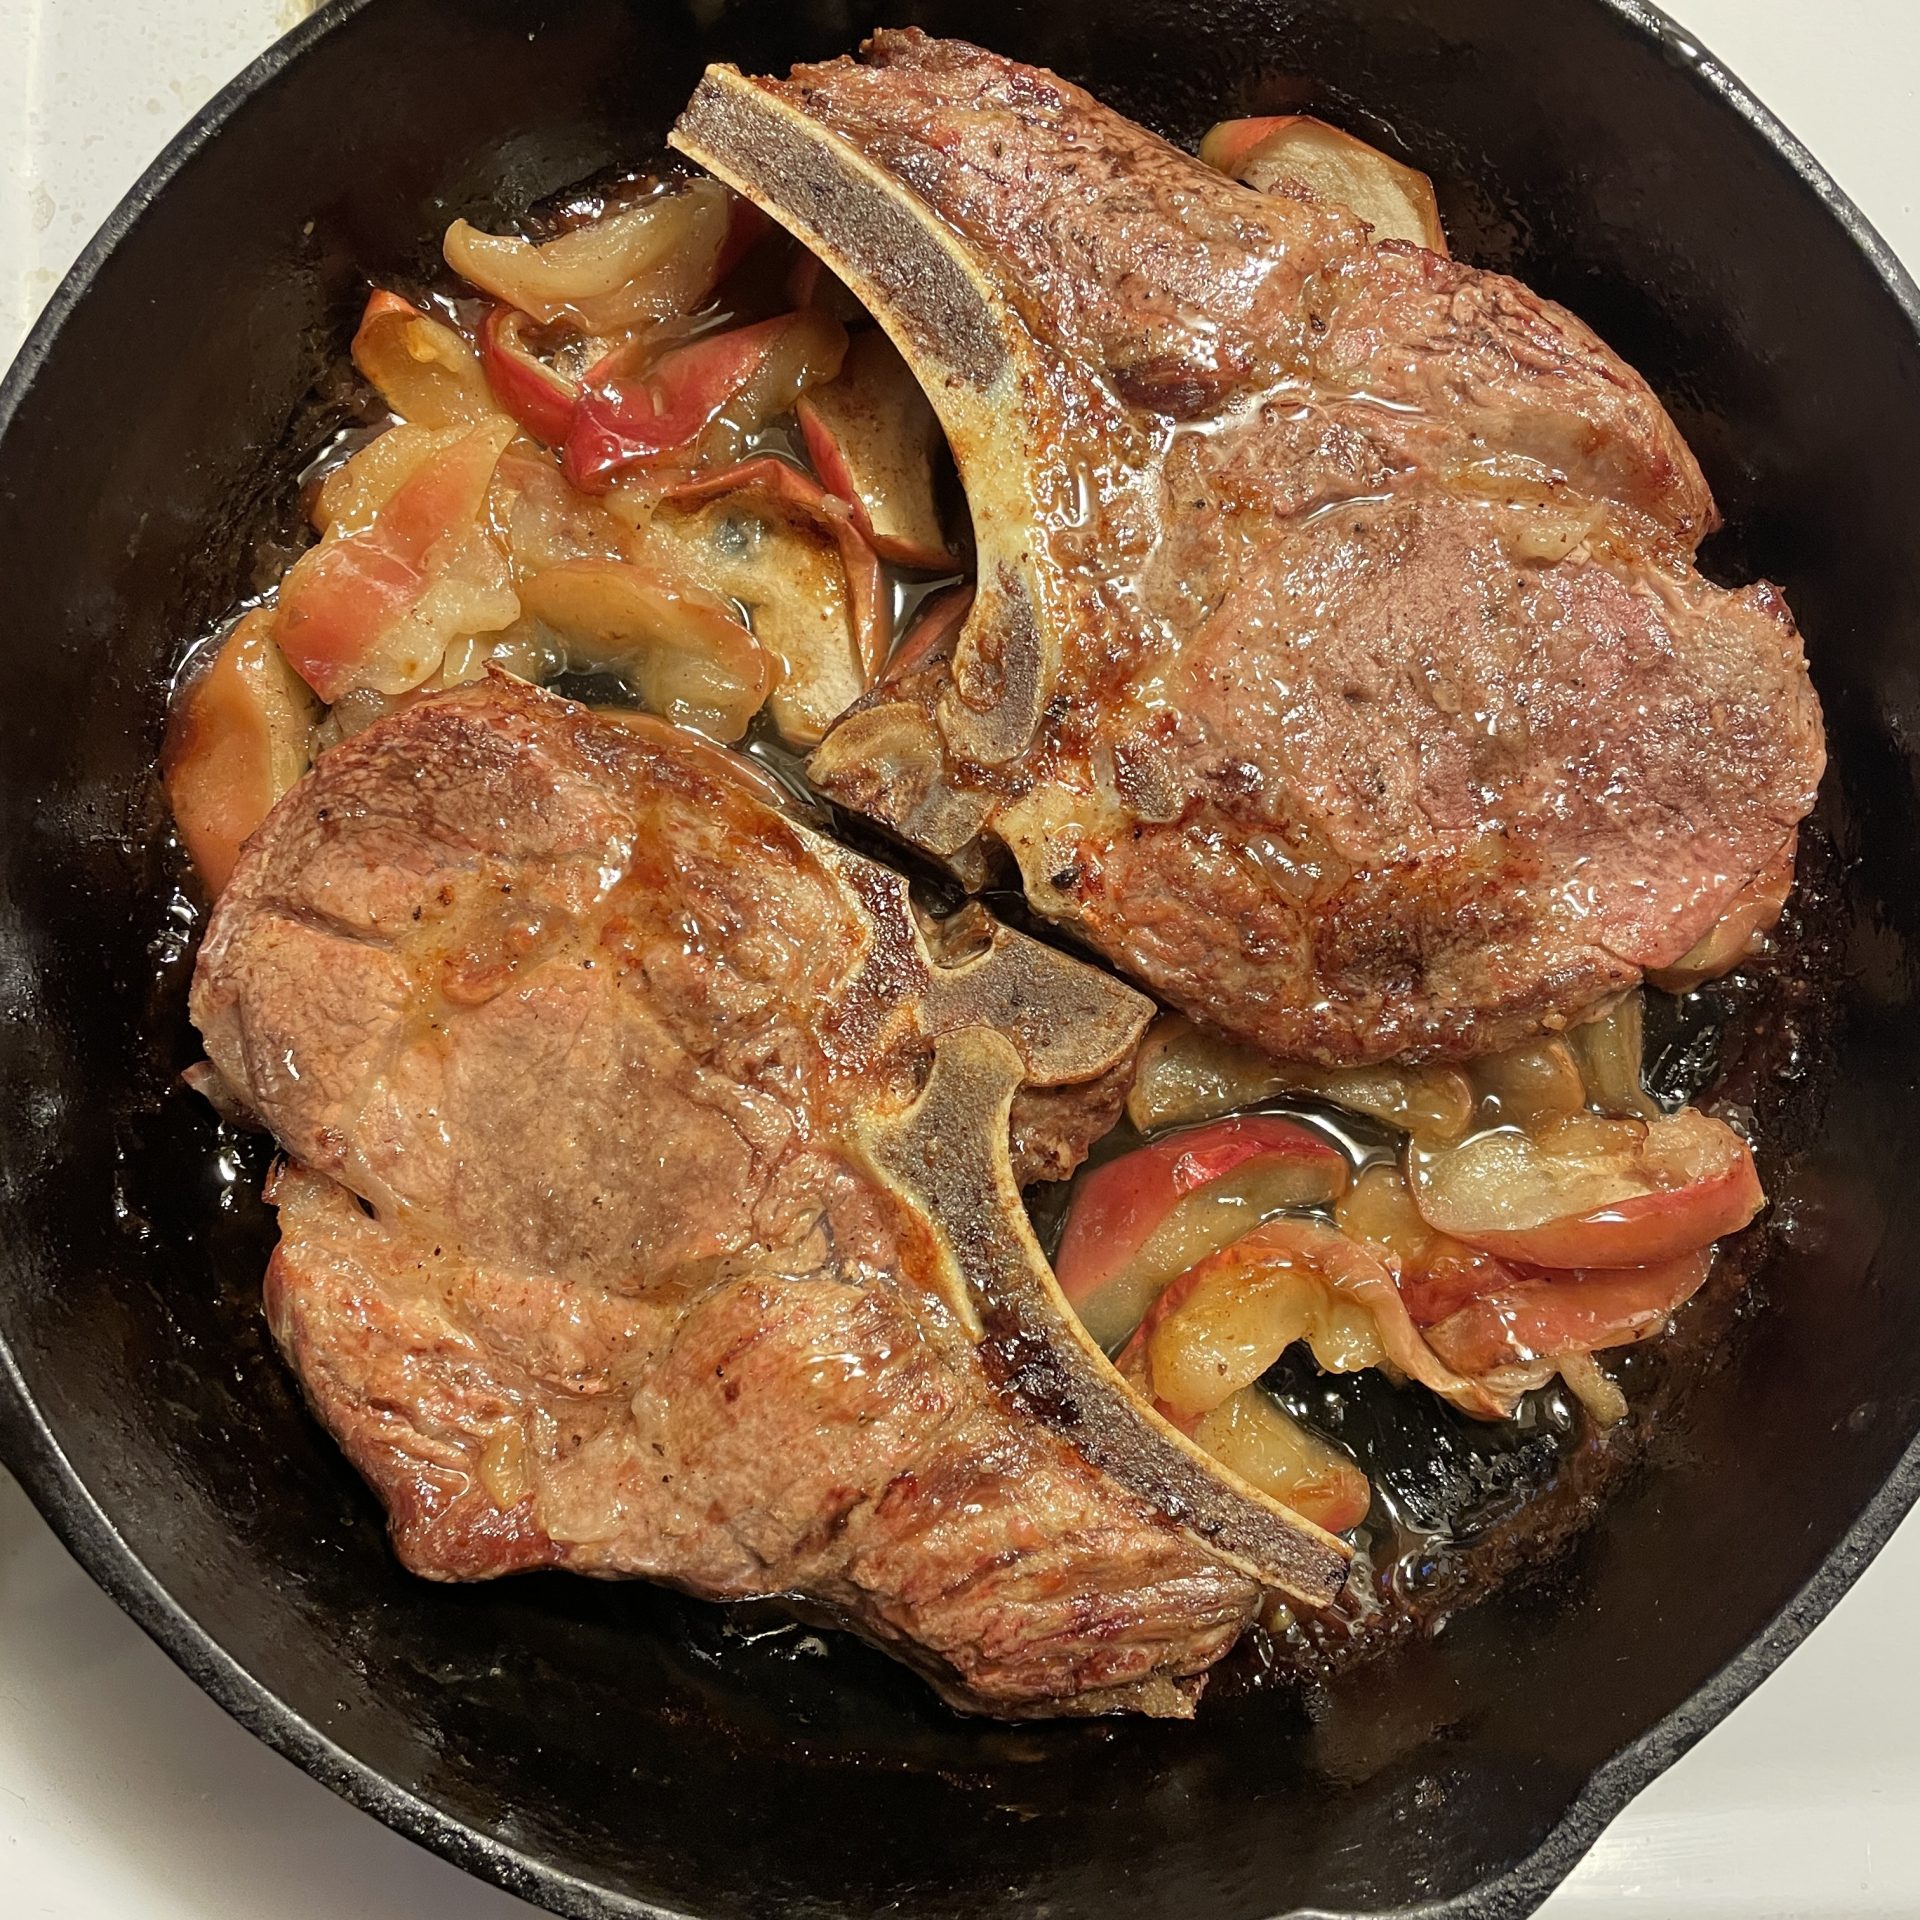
[518,558,771,741]
[443,180,735,334]
[1199,115,1447,254]
[797,329,956,568]
[1410,1106,1764,1269]
[564,311,847,492]
[164,609,319,893]
[1116,1216,1508,1422]
[275,417,520,702]
[479,307,579,446]
[351,291,495,428]
[274,416,522,702]
[1057,1115,1351,1351]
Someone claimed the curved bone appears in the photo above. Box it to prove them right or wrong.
[855,1026,1349,1605]
[671,65,1070,778]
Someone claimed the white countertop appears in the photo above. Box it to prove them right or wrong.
[4,2,1919,1914]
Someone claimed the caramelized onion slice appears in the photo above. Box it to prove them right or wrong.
[1056,1116,1351,1351]
[1410,1106,1764,1269]
[1126,1012,1473,1143]
[164,609,318,893]
[276,417,520,702]
[797,329,955,568]
[443,181,734,333]
[1200,114,1447,253]
[351,291,493,428]
[517,558,771,741]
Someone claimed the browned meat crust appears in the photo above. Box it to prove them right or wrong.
[681,31,1825,1063]
[190,678,1347,1716]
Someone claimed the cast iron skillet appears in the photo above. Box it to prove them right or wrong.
[2,1,1917,1914]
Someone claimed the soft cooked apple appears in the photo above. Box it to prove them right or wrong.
[489,442,628,578]
[517,558,772,741]
[1568,991,1659,1120]
[350,291,494,428]
[564,310,848,491]
[884,585,973,684]
[1125,1012,1473,1142]
[1420,1251,1713,1377]
[443,180,735,334]
[275,416,520,701]
[1055,1115,1351,1351]
[614,460,881,747]
[1410,1105,1764,1268]
[797,330,955,568]
[1117,1217,1506,1420]
[1199,114,1447,253]
[309,424,463,537]
[1188,1388,1372,1534]
[163,609,319,893]
[664,457,887,680]
[479,307,579,445]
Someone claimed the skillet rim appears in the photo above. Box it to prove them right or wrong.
[1,2,1916,1915]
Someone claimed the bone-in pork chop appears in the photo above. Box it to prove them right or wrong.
[190,678,1349,1717]
[673,31,1825,1064]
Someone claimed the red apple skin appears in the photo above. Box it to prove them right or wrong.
[563,318,793,491]
[1440,1149,1763,1270]
[275,418,511,701]
[480,307,578,445]
[885,586,974,685]
[1055,1116,1348,1314]
[1422,1251,1713,1375]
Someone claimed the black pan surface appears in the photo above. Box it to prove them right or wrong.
[3,2,1918,1916]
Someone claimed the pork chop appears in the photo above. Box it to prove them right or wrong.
[191,677,1350,1716]
[672,30,1825,1064]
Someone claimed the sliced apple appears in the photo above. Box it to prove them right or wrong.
[489,442,628,578]
[310,424,464,537]
[518,558,771,741]
[479,307,579,445]
[1410,1106,1764,1269]
[614,465,877,747]
[443,180,735,334]
[886,585,973,685]
[1568,990,1658,1120]
[1421,1250,1714,1376]
[163,608,319,893]
[275,416,519,702]
[564,310,848,492]
[1469,1036,1586,1130]
[663,456,887,679]
[1117,1216,1506,1421]
[1057,1115,1351,1351]
[1199,114,1447,254]
[1189,1388,1371,1534]
[350,290,494,428]
[1125,1011,1474,1143]
[797,329,955,568]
